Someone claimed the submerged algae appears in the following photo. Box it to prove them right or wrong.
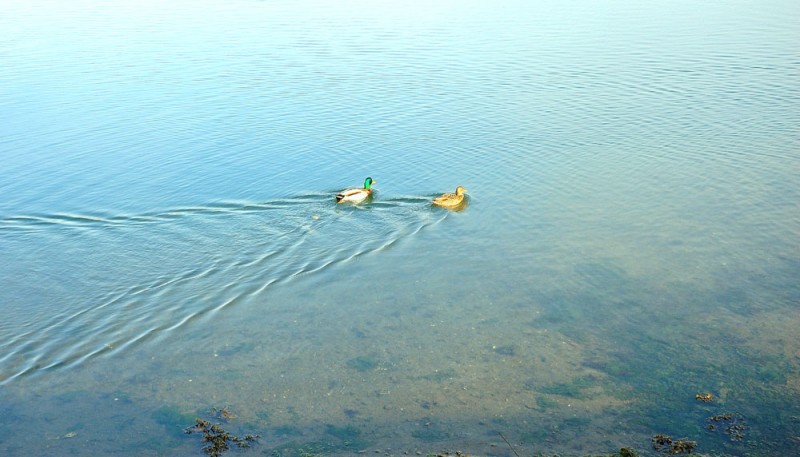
[184,408,259,456]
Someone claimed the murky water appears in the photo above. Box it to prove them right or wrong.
[1,0,799,455]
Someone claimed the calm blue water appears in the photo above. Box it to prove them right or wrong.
[2,0,799,455]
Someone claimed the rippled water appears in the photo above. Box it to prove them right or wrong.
[1,0,799,455]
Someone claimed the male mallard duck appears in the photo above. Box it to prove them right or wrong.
[336,177,375,203]
[432,186,467,208]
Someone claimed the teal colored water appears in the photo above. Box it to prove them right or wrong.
[1,0,799,455]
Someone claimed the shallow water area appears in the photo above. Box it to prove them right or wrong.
[1,0,799,456]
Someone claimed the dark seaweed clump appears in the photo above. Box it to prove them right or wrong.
[651,434,696,455]
[707,412,746,442]
[184,408,258,456]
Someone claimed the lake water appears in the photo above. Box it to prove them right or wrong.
[1,0,799,455]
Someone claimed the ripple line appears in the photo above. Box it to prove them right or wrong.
[0,194,454,385]
[0,194,336,232]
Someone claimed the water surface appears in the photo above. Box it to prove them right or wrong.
[1,0,799,455]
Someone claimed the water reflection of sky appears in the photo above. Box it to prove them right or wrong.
[1,0,799,455]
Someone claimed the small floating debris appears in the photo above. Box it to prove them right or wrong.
[707,412,746,441]
[184,408,258,456]
[651,434,696,455]
[695,392,713,402]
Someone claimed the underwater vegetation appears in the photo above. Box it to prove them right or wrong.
[651,434,696,455]
[706,412,746,442]
[184,407,259,456]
